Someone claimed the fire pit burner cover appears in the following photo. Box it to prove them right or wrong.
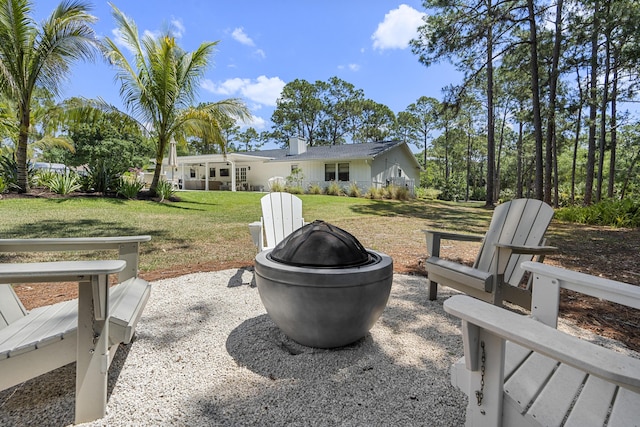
[268,220,371,267]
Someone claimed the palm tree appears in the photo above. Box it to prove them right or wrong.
[102,5,250,195]
[0,0,98,193]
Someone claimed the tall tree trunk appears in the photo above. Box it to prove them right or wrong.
[584,0,600,206]
[546,0,563,206]
[608,63,618,198]
[571,66,585,205]
[486,1,496,207]
[517,117,524,199]
[466,116,472,201]
[597,11,611,202]
[527,0,544,201]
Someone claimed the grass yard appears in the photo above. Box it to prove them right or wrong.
[0,191,493,276]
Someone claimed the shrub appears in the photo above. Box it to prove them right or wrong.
[44,172,82,195]
[155,178,175,202]
[286,186,304,194]
[117,174,144,199]
[393,185,410,201]
[437,179,462,201]
[270,181,285,192]
[325,181,343,196]
[556,198,640,228]
[35,170,58,188]
[308,183,323,195]
[0,176,6,197]
[347,182,361,197]
[86,161,119,193]
[415,187,440,200]
[365,186,383,199]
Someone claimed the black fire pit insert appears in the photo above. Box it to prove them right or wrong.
[269,220,373,267]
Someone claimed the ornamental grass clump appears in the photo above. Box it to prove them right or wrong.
[117,173,145,199]
[43,172,82,195]
[155,178,175,202]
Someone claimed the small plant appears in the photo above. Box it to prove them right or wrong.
[0,176,6,198]
[393,185,410,201]
[270,181,285,192]
[365,185,383,199]
[117,174,144,199]
[308,183,323,194]
[36,170,58,188]
[415,187,440,200]
[155,178,175,202]
[286,186,304,194]
[286,168,304,188]
[44,172,82,195]
[347,182,361,197]
[325,181,343,196]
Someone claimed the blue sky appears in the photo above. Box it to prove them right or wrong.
[35,1,460,148]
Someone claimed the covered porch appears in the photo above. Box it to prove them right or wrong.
[160,153,265,192]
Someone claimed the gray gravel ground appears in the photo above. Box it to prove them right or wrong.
[0,269,635,426]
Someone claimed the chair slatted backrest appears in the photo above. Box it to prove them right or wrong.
[475,199,554,287]
[261,192,304,249]
[0,284,28,329]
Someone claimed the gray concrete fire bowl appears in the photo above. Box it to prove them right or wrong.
[254,249,393,348]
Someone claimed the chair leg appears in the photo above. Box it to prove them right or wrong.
[428,279,438,301]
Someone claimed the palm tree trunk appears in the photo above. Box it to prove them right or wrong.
[16,107,30,193]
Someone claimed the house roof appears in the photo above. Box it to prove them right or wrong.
[244,140,409,162]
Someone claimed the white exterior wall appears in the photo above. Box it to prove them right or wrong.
[370,146,420,190]
[163,142,419,193]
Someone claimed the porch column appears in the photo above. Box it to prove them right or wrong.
[229,159,236,192]
[205,162,209,191]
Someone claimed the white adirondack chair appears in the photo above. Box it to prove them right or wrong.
[445,261,640,427]
[0,236,151,424]
[423,198,557,309]
[249,192,305,251]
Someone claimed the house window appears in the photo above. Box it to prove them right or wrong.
[398,168,402,177]
[236,167,247,182]
[220,168,230,177]
[291,164,299,173]
[324,163,336,181]
[190,168,196,178]
[338,163,349,181]
[209,168,216,178]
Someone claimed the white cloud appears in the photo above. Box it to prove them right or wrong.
[201,75,285,107]
[372,4,425,51]
[243,115,267,130]
[338,63,361,72]
[170,18,185,38]
[232,27,255,46]
[143,29,161,40]
[253,49,266,59]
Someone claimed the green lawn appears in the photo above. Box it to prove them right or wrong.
[1,191,637,289]
[0,192,490,275]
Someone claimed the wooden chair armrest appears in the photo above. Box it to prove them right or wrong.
[495,243,558,255]
[0,236,151,252]
[422,229,483,258]
[0,236,151,282]
[444,295,640,394]
[522,261,640,309]
[422,229,484,242]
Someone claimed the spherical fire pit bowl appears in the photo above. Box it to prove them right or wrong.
[254,220,393,348]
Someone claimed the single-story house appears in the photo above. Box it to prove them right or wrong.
[160,137,421,193]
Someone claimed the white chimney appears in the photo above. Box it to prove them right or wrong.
[289,137,307,155]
